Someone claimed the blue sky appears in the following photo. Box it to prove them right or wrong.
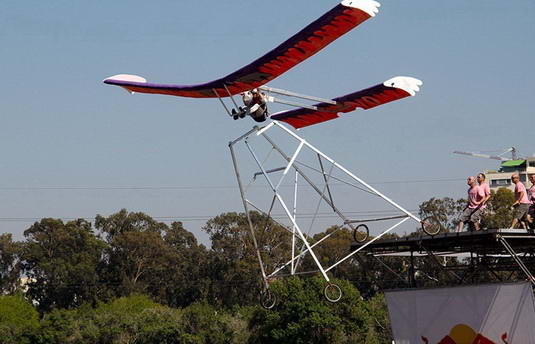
[1,0,534,243]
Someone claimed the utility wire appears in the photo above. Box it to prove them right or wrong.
[0,209,420,223]
[0,177,465,191]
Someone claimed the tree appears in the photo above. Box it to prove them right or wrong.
[93,294,186,344]
[0,294,40,344]
[484,188,515,229]
[36,295,248,344]
[0,233,22,294]
[96,210,208,308]
[248,276,375,344]
[305,225,375,284]
[96,210,180,299]
[182,302,248,344]
[418,197,466,232]
[95,209,169,242]
[21,218,107,312]
[162,221,209,307]
[203,212,292,307]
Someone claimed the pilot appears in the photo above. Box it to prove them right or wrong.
[242,89,268,122]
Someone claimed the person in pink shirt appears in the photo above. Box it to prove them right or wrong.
[527,174,535,228]
[457,176,484,232]
[477,173,491,226]
[510,173,531,229]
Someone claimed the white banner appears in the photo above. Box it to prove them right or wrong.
[385,282,535,344]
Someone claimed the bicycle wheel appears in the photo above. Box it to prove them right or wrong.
[352,224,369,243]
[324,283,342,303]
[421,216,443,236]
[260,289,277,310]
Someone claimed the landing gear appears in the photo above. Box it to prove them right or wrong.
[421,216,443,236]
[260,289,277,309]
[324,283,342,303]
[352,224,369,243]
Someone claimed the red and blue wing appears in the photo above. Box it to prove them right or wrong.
[270,77,423,129]
[103,0,380,98]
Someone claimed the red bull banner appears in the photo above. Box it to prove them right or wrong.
[385,282,535,343]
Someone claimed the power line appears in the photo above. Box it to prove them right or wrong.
[0,177,464,191]
[0,209,420,223]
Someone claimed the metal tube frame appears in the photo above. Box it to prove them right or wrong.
[228,122,422,288]
[258,85,338,105]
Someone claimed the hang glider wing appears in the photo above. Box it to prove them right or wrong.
[269,77,423,129]
[103,0,380,98]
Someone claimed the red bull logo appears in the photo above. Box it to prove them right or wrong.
[421,324,509,344]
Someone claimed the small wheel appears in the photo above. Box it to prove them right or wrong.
[233,115,239,120]
[324,283,342,303]
[421,216,443,236]
[352,224,369,243]
[260,289,277,310]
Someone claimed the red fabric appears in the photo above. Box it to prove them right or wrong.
[472,334,496,344]
[271,85,411,129]
[105,5,372,99]
[437,336,457,344]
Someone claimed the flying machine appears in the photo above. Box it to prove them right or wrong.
[104,0,422,129]
[104,0,425,306]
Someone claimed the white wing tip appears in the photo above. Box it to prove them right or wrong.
[341,0,381,17]
[103,74,147,83]
[383,76,423,96]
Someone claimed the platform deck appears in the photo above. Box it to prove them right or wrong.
[351,228,535,256]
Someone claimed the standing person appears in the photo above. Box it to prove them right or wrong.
[510,173,530,229]
[477,173,491,227]
[457,176,484,232]
[527,174,535,228]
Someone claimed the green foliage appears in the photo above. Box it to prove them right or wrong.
[35,295,185,344]
[418,197,466,232]
[93,295,186,344]
[34,295,250,344]
[182,302,248,344]
[484,188,515,229]
[310,226,355,280]
[38,305,99,344]
[203,211,292,307]
[248,276,374,344]
[22,218,107,312]
[0,294,39,344]
[96,210,208,308]
[0,233,22,294]
[6,198,521,343]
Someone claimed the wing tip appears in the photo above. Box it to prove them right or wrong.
[103,74,147,84]
[341,0,381,17]
[383,76,423,96]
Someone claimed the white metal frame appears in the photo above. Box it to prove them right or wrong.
[229,121,422,292]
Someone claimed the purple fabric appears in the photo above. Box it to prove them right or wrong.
[104,3,372,98]
[270,83,411,128]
